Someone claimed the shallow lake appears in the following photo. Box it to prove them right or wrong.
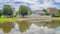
[0,20,60,34]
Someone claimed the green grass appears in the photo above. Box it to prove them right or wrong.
[0,16,18,22]
[0,18,18,22]
[55,20,60,22]
[0,16,60,23]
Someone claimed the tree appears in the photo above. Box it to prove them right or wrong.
[19,5,29,17]
[0,9,3,17]
[16,10,20,16]
[43,9,47,12]
[3,4,13,17]
[55,9,60,17]
[58,9,60,14]
[43,9,50,15]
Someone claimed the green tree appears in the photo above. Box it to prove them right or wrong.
[3,4,13,17]
[55,9,60,17]
[43,9,47,12]
[19,5,29,17]
[16,10,20,16]
[0,9,3,17]
[43,9,50,15]
[58,9,60,14]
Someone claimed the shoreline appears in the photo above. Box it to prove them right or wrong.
[0,18,60,22]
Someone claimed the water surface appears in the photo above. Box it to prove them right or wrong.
[0,20,60,34]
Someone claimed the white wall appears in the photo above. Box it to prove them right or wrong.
[30,14,51,18]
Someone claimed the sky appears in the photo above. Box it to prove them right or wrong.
[0,0,60,11]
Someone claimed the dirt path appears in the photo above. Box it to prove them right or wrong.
[18,18,60,21]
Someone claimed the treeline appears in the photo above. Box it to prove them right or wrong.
[0,4,32,18]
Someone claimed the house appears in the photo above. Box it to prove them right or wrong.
[47,7,57,15]
[30,10,51,18]
[32,10,46,15]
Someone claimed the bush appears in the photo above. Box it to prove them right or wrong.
[52,14,60,17]
[0,16,6,19]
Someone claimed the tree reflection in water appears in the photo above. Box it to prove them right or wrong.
[0,22,15,33]
[44,20,60,28]
[17,21,32,33]
[32,20,60,28]
[0,23,2,28]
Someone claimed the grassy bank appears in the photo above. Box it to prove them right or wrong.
[0,16,18,22]
[0,18,18,22]
[0,16,60,22]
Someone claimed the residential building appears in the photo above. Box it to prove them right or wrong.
[30,10,51,18]
[32,10,46,15]
[47,7,57,15]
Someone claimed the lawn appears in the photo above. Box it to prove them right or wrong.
[0,16,18,22]
[0,18,18,22]
[0,16,60,22]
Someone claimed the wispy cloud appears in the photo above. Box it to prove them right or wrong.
[54,0,60,3]
[0,0,60,10]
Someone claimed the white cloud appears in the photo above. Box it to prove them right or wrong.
[14,0,38,4]
[29,0,54,10]
[14,0,41,10]
[13,0,56,10]
[0,0,59,10]
[0,0,14,2]
[55,0,60,3]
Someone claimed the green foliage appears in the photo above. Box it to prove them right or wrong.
[57,9,60,17]
[19,5,28,17]
[43,9,47,12]
[3,4,13,17]
[16,11,20,15]
[43,9,50,15]
[45,12,50,15]
[19,5,32,17]
[0,9,3,17]
[0,16,6,19]
[54,14,60,17]
[58,9,60,14]
[53,9,60,17]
